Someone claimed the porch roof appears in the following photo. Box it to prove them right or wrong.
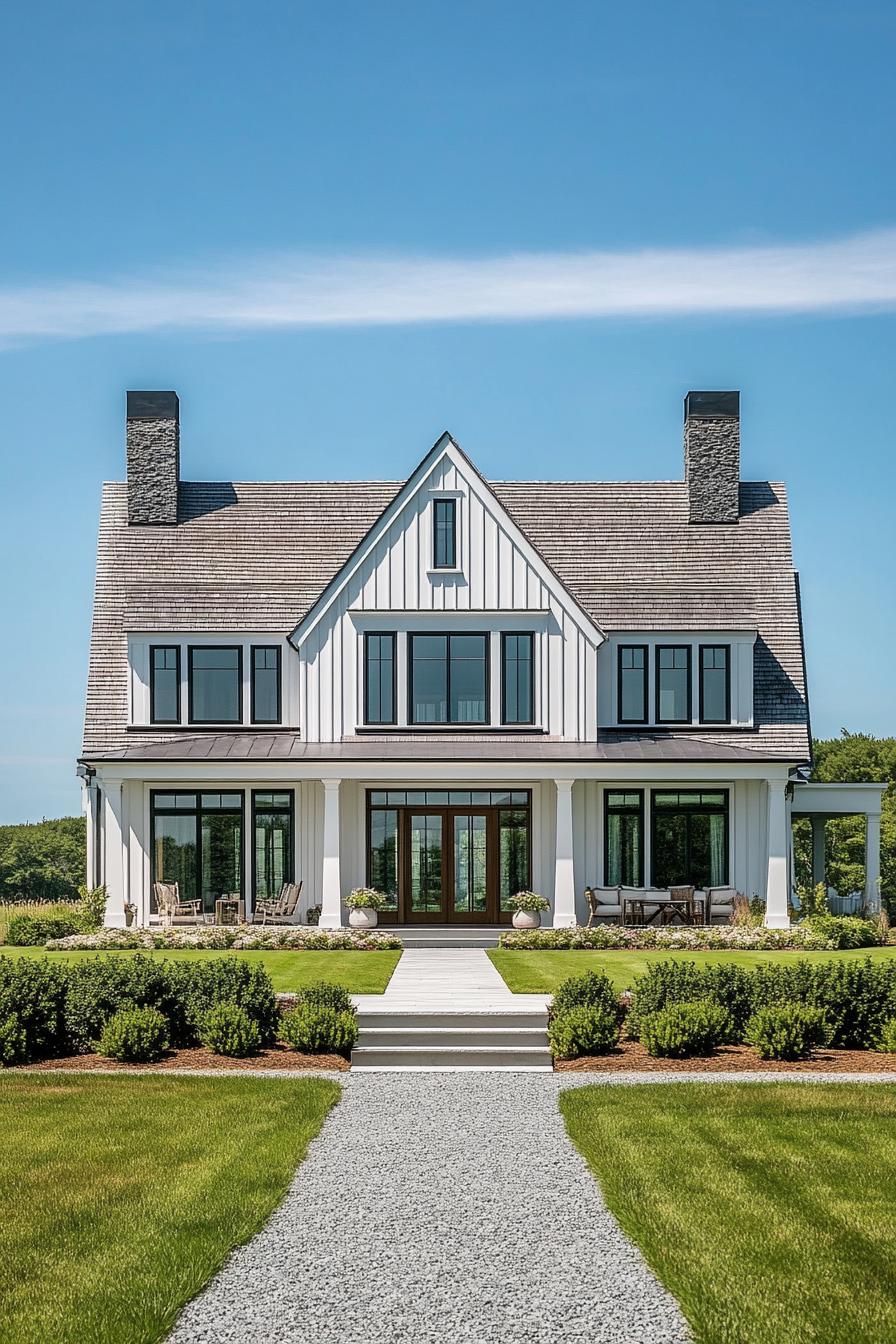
[86,729,788,765]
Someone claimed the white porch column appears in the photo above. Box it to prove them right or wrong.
[765,778,790,928]
[553,778,577,928]
[811,814,826,888]
[319,779,343,929]
[865,811,882,914]
[103,782,127,928]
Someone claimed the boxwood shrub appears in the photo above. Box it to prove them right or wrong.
[745,1002,830,1061]
[294,981,354,1015]
[200,1002,261,1057]
[6,913,82,946]
[548,1006,619,1060]
[168,959,278,1046]
[64,954,185,1053]
[639,1000,731,1058]
[551,970,620,1021]
[627,961,753,1042]
[97,1006,170,1063]
[280,1004,358,1055]
[0,955,69,1061]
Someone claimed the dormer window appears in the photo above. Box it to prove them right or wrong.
[656,645,691,723]
[432,498,457,569]
[409,633,488,724]
[251,646,281,723]
[189,646,242,723]
[699,645,730,723]
[617,645,648,724]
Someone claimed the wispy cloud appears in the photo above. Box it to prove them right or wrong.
[2,228,896,344]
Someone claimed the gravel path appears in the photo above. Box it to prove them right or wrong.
[168,1072,691,1343]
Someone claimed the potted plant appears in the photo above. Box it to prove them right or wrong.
[346,888,389,930]
[508,890,550,929]
[305,904,322,926]
[123,902,137,928]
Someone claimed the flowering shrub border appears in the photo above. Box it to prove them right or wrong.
[44,925,403,952]
[498,919,886,952]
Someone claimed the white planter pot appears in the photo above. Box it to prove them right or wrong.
[512,909,541,929]
[349,907,378,930]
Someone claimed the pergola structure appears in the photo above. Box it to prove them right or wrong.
[790,781,887,913]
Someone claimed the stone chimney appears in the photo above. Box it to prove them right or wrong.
[683,390,740,524]
[126,391,180,525]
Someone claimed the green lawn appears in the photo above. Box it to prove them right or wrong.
[0,946,402,993]
[0,1073,339,1344]
[561,1082,896,1344]
[488,945,896,993]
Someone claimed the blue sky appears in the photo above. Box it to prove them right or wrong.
[0,0,894,823]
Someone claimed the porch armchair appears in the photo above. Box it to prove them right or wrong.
[667,885,700,925]
[153,881,202,924]
[251,880,303,925]
[704,886,736,923]
[585,886,623,926]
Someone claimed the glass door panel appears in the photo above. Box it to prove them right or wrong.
[201,812,243,915]
[498,808,530,912]
[152,815,198,911]
[453,813,488,915]
[409,814,443,915]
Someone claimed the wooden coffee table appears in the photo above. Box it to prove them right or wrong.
[215,897,246,925]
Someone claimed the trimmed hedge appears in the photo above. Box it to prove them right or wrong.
[6,913,83,946]
[628,957,896,1050]
[549,1006,619,1060]
[200,1002,261,1057]
[745,1002,830,1061]
[551,970,620,1021]
[0,955,68,1063]
[280,1003,358,1055]
[97,1006,170,1063]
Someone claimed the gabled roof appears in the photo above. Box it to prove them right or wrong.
[288,432,606,650]
[83,455,810,761]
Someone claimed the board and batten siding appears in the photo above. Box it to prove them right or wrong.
[297,453,602,742]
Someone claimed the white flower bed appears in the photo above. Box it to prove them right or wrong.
[44,924,403,952]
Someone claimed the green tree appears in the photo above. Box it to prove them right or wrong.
[0,817,86,903]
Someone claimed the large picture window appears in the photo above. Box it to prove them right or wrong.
[652,790,728,890]
[604,791,643,886]
[617,645,647,724]
[251,646,281,723]
[151,791,244,917]
[364,632,396,725]
[252,791,293,902]
[502,633,534,725]
[432,498,457,569]
[409,633,489,725]
[189,646,242,723]
[656,645,691,723]
[699,645,730,723]
[150,645,180,724]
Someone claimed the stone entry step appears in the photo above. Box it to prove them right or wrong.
[351,1004,551,1072]
[388,926,506,949]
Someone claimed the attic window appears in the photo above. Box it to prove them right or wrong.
[432,498,457,569]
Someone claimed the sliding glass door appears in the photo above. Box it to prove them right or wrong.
[151,791,244,917]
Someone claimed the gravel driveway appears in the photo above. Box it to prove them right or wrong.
[168,1073,690,1343]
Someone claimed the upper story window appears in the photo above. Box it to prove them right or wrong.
[656,645,691,723]
[150,645,180,724]
[502,633,534,725]
[364,632,396,725]
[189,646,242,723]
[617,645,647,724]
[251,646,281,723]
[409,633,488,724]
[432,498,457,569]
[699,645,730,723]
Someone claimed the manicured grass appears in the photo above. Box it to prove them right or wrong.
[561,1082,896,1344]
[0,1073,339,1344]
[0,946,402,993]
[488,946,896,993]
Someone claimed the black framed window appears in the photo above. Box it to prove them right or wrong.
[367,807,399,912]
[432,498,457,569]
[252,791,294,903]
[364,632,396,725]
[656,645,691,723]
[251,646,281,723]
[188,646,242,723]
[605,791,644,886]
[652,790,729,889]
[150,645,180,723]
[150,790,244,917]
[617,645,647,724]
[699,645,730,723]
[409,633,489,725]
[502,633,534,725]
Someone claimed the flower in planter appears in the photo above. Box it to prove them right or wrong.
[507,891,550,913]
[346,888,390,912]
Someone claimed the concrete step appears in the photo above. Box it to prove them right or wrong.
[351,1044,553,1071]
[389,926,506,949]
[357,1026,548,1049]
[355,1010,547,1032]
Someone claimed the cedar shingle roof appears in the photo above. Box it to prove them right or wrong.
[83,476,809,762]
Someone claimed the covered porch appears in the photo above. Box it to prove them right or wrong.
[790,781,886,914]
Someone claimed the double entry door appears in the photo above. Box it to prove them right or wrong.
[407,807,493,923]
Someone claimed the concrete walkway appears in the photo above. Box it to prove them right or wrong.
[168,1072,691,1344]
[353,946,550,1015]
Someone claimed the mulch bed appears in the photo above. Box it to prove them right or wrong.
[20,1044,349,1073]
[555,1040,896,1073]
